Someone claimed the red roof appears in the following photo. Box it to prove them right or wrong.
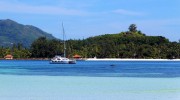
[73,54,81,58]
[4,54,13,59]
[5,54,13,58]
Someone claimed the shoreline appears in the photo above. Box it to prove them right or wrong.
[1,58,180,61]
[86,58,180,61]
[0,58,50,60]
[0,58,180,61]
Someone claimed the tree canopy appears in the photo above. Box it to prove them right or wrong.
[29,24,180,59]
[1,24,179,59]
[128,24,137,32]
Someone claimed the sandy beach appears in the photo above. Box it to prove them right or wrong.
[86,58,180,61]
[0,75,180,100]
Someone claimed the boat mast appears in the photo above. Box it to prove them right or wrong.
[62,22,66,57]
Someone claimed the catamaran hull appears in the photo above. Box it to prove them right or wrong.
[50,61,69,64]
[68,60,76,64]
[50,60,76,64]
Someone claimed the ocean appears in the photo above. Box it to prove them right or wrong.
[1,60,180,77]
[0,60,180,100]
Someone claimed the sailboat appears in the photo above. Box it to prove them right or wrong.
[50,23,76,64]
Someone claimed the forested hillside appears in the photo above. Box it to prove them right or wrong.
[0,19,56,47]
[30,24,180,59]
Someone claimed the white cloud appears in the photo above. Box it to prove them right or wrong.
[113,9,145,16]
[0,1,89,16]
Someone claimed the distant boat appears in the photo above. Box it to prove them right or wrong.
[50,23,76,64]
[50,55,76,64]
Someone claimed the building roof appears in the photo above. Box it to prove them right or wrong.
[73,54,81,58]
[5,54,13,58]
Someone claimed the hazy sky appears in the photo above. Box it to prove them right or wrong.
[0,0,180,41]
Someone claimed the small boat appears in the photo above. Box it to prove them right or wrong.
[50,23,76,64]
[50,55,76,64]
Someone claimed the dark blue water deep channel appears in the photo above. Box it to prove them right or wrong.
[0,60,180,77]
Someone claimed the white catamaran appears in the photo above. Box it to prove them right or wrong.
[50,23,76,64]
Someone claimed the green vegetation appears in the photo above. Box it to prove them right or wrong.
[29,24,180,59]
[0,19,56,47]
[30,37,63,58]
[0,23,179,59]
[0,43,31,59]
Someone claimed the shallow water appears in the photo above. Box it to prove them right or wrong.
[0,60,180,100]
[0,75,180,100]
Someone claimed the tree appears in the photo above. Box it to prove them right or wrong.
[27,24,180,59]
[30,37,64,58]
[128,24,137,32]
[30,37,49,58]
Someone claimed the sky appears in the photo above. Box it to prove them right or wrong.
[0,0,180,41]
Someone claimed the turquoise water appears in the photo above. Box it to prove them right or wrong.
[0,60,180,77]
[0,75,180,100]
[0,60,180,100]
